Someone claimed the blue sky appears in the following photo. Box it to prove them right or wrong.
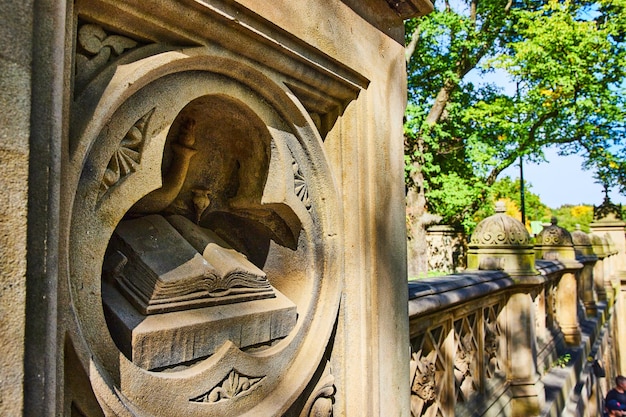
[500,147,626,209]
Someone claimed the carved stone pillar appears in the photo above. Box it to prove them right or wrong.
[535,218,582,346]
[426,225,465,274]
[572,227,598,316]
[7,0,434,416]
[591,197,626,273]
[466,202,545,416]
[590,233,608,302]
[556,271,583,345]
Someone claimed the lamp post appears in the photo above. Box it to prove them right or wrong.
[520,155,526,225]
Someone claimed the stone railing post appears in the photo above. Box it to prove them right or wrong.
[590,233,608,302]
[590,196,626,274]
[605,234,620,281]
[535,217,582,346]
[467,201,545,417]
[604,237,615,293]
[572,226,598,316]
[590,198,626,373]
[506,291,546,417]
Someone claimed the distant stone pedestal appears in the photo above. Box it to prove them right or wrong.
[591,196,626,272]
[426,224,465,273]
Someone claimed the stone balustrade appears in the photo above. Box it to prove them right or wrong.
[409,200,626,417]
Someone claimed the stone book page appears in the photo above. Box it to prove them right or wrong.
[113,215,217,302]
[166,214,268,288]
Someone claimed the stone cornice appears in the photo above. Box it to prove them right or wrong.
[76,0,370,137]
[385,0,434,18]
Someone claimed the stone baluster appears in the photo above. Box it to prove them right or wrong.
[467,201,545,416]
[590,233,608,302]
[534,217,582,346]
[572,226,598,316]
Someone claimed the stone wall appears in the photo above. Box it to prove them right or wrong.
[408,204,626,417]
[0,1,32,415]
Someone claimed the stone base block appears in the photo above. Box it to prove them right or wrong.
[102,283,297,370]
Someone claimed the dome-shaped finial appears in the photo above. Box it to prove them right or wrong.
[467,202,536,276]
[551,216,558,225]
[470,202,531,247]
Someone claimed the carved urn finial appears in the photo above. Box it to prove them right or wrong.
[571,226,597,262]
[470,201,530,247]
[534,217,576,262]
[467,202,537,277]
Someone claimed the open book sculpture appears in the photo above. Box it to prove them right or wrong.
[109,214,275,315]
[102,214,297,369]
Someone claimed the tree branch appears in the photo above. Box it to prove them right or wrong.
[406,23,422,64]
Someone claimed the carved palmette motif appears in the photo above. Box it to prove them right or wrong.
[293,160,312,210]
[190,370,264,403]
[99,109,154,200]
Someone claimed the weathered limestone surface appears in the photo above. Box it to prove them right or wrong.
[2,1,432,416]
[591,198,626,375]
[0,1,33,416]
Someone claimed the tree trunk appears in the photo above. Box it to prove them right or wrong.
[405,82,454,278]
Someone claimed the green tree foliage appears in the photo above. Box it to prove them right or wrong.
[477,176,552,223]
[404,0,626,275]
[552,204,594,232]
[481,0,626,189]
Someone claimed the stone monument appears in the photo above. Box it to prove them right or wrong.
[1,0,432,416]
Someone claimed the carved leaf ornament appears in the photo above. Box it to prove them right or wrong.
[593,196,623,221]
[410,349,437,402]
[299,361,336,417]
[190,370,264,403]
[75,24,138,93]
